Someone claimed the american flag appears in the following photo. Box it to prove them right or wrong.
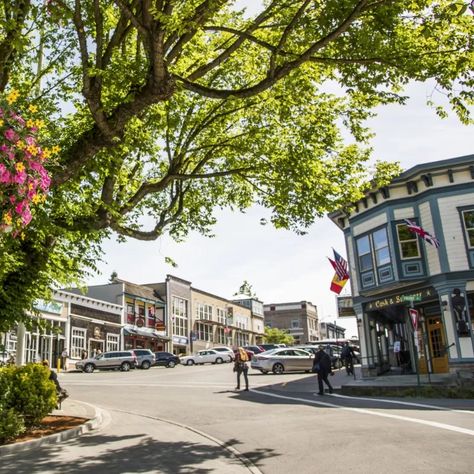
[329,249,350,280]
[404,219,440,248]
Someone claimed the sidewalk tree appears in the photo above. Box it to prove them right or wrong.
[263,327,295,346]
[0,1,472,328]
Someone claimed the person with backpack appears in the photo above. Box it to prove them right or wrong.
[233,347,249,391]
[341,342,355,375]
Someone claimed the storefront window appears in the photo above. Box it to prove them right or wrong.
[106,334,119,352]
[196,322,212,341]
[71,328,86,359]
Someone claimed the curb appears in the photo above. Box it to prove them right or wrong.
[0,401,104,455]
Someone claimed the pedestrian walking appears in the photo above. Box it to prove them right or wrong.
[341,342,355,375]
[313,345,334,395]
[61,348,68,371]
[233,347,249,391]
[81,349,88,360]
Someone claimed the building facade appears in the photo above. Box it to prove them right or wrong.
[2,290,123,370]
[319,322,346,340]
[70,280,169,352]
[329,155,474,377]
[146,275,265,355]
[232,297,265,345]
[264,301,319,344]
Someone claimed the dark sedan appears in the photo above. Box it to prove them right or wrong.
[154,351,180,368]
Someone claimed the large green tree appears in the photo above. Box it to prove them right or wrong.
[0,0,472,328]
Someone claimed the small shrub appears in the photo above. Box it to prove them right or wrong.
[0,408,26,443]
[1,363,57,427]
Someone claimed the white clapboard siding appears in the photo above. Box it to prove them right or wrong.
[393,207,414,220]
[419,201,441,276]
[438,193,474,271]
[353,213,387,236]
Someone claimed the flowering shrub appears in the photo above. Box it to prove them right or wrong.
[0,90,58,234]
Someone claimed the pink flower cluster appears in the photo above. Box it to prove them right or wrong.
[0,101,51,234]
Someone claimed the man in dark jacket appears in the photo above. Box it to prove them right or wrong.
[313,345,334,395]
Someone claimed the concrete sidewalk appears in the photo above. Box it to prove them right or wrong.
[0,399,261,474]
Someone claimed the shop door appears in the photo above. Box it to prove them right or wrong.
[426,316,448,373]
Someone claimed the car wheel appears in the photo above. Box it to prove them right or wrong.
[260,370,268,375]
[215,357,223,364]
[272,363,284,375]
[186,360,194,366]
[141,361,151,370]
[167,361,176,368]
[84,363,94,373]
[121,362,131,372]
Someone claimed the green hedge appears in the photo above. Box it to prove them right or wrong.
[0,363,57,443]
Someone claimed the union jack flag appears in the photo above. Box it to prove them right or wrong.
[329,249,350,280]
[404,219,440,248]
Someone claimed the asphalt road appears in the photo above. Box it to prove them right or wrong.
[5,363,474,473]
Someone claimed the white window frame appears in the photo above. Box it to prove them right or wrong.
[106,333,119,352]
[196,322,213,341]
[396,223,421,259]
[196,303,213,321]
[462,209,474,249]
[71,327,87,359]
[172,296,188,337]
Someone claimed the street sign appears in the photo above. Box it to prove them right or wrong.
[409,308,419,330]
[401,294,422,302]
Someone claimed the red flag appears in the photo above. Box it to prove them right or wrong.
[330,272,349,294]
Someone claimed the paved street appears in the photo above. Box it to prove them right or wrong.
[2,364,474,473]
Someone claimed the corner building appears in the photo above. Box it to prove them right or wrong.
[329,155,474,377]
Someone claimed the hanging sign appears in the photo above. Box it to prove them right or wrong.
[409,308,419,330]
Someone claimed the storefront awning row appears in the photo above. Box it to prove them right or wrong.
[123,325,170,341]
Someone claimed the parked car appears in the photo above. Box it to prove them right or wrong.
[251,348,313,374]
[243,345,266,355]
[180,349,228,365]
[154,351,180,368]
[75,350,138,373]
[295,345,343,369]
[258,343,285,352]
[132,349,156,369]
[211,346,234,361]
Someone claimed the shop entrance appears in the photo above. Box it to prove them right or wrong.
[426,316,448,373]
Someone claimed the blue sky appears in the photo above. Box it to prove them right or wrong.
[87,5,473,338]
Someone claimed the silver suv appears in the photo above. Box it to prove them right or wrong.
[132,349,156,369]
[75,351,137,373]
